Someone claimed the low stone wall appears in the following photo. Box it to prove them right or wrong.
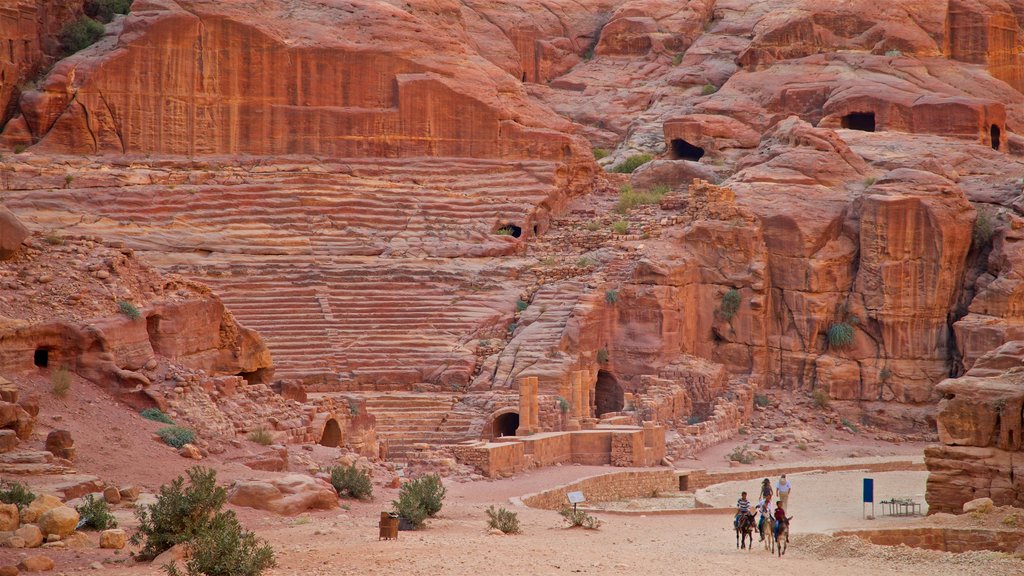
[833,527,1024,554]
[451,442,525,478]
[520,469,678,510]
[519,432,572,467]
[679,459,926,491]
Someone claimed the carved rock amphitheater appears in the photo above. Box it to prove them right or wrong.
[2,0,1024,514]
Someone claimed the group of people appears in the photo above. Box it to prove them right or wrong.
[734,474,793,541]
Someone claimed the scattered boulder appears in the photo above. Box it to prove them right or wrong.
[963,497,994,514]
[22,495,62,524]
[0,565,17,576]
[16,556,53,572]
[118,485,140,502]
[0,504,18,531]
[228,475,339,516]
[102,486,121,505]
[4,536,25,548]
[37,506,78,538]
[0,206,29,260]
[44,430,75,461]
[99,528,126,549]
[178,443,202,459]
[14,524,43,548]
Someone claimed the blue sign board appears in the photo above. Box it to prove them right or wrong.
[863,478,874,503]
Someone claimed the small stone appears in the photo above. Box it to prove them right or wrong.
[99,529,126,550]
[90,562,103,570]
[102,487,121,505]
[963,497,994,514]
[93,270,109,280]
[118,485,140,502]
[40,541,64,549]
[178,444,202,460]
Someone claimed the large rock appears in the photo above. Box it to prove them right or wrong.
[44,430,75,461]
[22,495,62,524]
[228,475,339,516]
[963,497,994,513]
[17,555,53,572]
[37,506,78,538]
[14,524,43,548]
[99,528,126,549]
[0,504,18,531]
[0,207,29,260]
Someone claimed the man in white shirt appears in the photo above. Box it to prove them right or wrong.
[776,474,792,509]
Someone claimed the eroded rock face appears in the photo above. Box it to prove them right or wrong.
[0,207,29,260]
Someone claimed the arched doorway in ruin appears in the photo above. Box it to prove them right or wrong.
[486,410,520,439]
[991,125,1001,150]
[319,418,342,447]
[595,370,624,416]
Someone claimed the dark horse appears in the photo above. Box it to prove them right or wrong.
[735,513,755,550]
[773,515,792,557]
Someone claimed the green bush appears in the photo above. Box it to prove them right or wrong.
[611,220,629,235]
[812,388,830,409]
[973,208,995,247]
[610,154,653,174]
[884,49,903,57]
[486,505,521,534]
[614,184,666,213]
[330,464,373,500]
[584,220,601,232]
[59,16,105,55]
[131,467,229,561]
[827,321,855,349]
[604,289,619,304]
[0,481,35,511]
[701,83,717,95]
[85,0,133,23]
[157,426,196,449]
[51,366,71,398]
[392,474,446,529]
[575,256,596,269]
[841,417,860,433]
[559,506,601,529]
[118,300,142,320]
[671,53,683,66]
[555,396,571,413]
[719,288,741,320]
[686,414,703,425]
[727,444,755,464]
[248,427,273,446]
[140,408,175,425]
[77,494,117,530]
[592,148,608,160]
[515,299,528,312]
[753,394,770,408]
[596,348,609,364]
[165,509,275,576]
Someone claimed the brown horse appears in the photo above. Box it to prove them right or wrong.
[773,516,792,557]
[735,513,755,550]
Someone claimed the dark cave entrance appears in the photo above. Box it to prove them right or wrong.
[497,224,522,238]
[34,348,49,368]
[670,138,706,161]
[841,112,876,132]
[595,370,624,416]
[991,125,1001,150]
[493,412,520,438]
[319,418,342,447]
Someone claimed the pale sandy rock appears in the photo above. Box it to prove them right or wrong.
[228,475,339,516]
[37,506,78,538]
[13,524,42,548]
[0,504,18,531]
[16,556,54,572]
[99,529,126,549]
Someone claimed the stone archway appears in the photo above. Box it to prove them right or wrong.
[595,370,624,416]
[319,418,342,447]
[486,410,520,439]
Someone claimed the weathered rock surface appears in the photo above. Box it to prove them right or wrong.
[0,208,29,261]
[0,503,18,531]
[16,555,53,572]
[37,506,78,538]
[228,475,339,516]
[99,528,126,549]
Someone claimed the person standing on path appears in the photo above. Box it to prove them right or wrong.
[776,474,792,509]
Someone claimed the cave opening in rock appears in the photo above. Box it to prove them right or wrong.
[993,412,1001,446]
[670,138,706,161]
[238,368,272,385]
[497,224,522,238]
[492,412,519,438]
[595,370,624,416]
[319,418,342,447]
[34,348,49,368]
[991,125,1001,150]
[841,112,876,132]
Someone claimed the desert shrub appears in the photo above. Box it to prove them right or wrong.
[584,220,601,232]
[797,442,808,451]
[610,154,653,174]
[77,494,117,530]
[611,220,629,235]
[486,505,521,534]
[248,427,272,446]
[132,467,229,561]
[0,480,35,511]
[719,288,741,320]
[884,49,903,57]
[671,53,683,66]
[59,16,105,55]
[604,289,619,304]
[727,444,755,464]
[515,299,528,312]
[118,300,142,320]
[863,176,877,186]
[330,464,373,500]
[13,145,27,154]
[85,0,132,22]
[347,399,360,416]
[614,184,666,213]
[576,256,596,268]
[973,208,995,247]
[701,83,717,95]
[495,226,515,236]
[841,418,860,433]
[686,414,703,425]
[157,426,196,449]
[592,148,608,160]
[878,367,892,382]
[555,396,570,413]
[140,408,175,425]
[559,506,601,529]
[51,366,71,397]
[44,232,64,245]
[812,388,830,409]
[165,509,275,576]
[596,348,609,364]
[392,474,446,529]
[827,321,855,349]
[753,394,770,408]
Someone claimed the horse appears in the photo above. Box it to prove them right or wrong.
[735,512,755,550]
[770,512,790,553]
